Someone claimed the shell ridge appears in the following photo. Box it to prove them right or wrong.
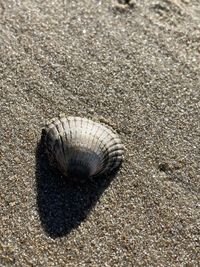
[55,121,68,174]
[87,120,96,152]
[89,129,101,155]
[61,118,70,175]
[93,125,116,150]
[90,123,105,155]
[67,117,76,169]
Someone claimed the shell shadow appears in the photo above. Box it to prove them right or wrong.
[35,139,120,238]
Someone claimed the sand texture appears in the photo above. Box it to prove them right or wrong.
[0,0,200,266]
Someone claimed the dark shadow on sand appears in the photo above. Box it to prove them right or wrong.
[35,139,119,238]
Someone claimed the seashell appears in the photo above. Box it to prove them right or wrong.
[42,115,124,180]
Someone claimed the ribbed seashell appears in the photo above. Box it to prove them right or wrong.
[42,115,124,180]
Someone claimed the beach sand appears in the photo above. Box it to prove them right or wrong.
[0,0,200,266]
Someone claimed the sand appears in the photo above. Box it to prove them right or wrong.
[0,0,200,266]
